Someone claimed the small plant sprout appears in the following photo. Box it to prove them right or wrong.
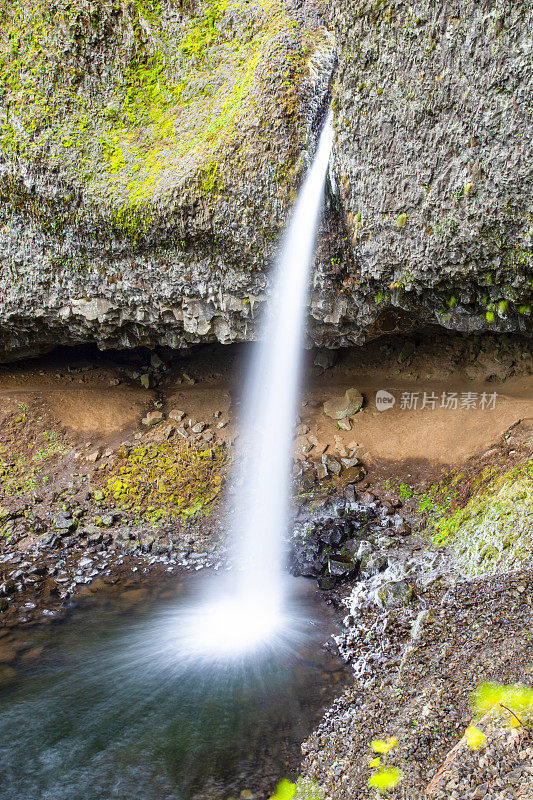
[396,213,407,229]
[398,482,414,499]
[465,725,487,750]
[269,779,296,800]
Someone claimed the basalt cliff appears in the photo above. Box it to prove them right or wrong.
[0,0,531,361]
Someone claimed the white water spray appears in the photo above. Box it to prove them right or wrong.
[172,112,334,659]
[232,111,334,600]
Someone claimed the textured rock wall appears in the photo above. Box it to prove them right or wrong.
[0,0,531,361]
[323,0,533,344]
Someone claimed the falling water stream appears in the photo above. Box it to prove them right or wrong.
[181,111,334,657]
[0,113,338,799]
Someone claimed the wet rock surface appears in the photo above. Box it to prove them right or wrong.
[289,490,414,591]
[301,568,533,799]
[0,525,218,629]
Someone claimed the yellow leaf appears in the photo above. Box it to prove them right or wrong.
[473,682,533,716]
[368,768,403,791]
[371,736,398,754]
[369,757,381,768]
[269,779,296,800]
[465,726,486,751]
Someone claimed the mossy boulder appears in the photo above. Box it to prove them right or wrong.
[0,0,334,359]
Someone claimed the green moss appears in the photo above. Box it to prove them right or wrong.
[0,0,318,229]
[96,440,227,525]
[398,482,414,498]
[433,215,458,239]
[497,299,509,315]
[0,424,70,498]
[396,213,407,229]
[420,459,533,576]
[199,161,225,196]
[505,244,532,271]
[179,0,228,59]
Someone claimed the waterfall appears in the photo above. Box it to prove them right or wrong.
[174,112,334,659]
[232,112,334,601]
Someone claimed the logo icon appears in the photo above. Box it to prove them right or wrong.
[375,390,396,412]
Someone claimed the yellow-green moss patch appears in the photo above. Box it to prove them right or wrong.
[96,439,227,524]
[0,0,323,229]
[420,459,533,576]
[0,416,70,499]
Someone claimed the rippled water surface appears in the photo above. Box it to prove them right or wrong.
[0,572,348,800]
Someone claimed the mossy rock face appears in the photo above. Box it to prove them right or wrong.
[0,0,335,359]
[0,0,531,361]
[322,0,533,345]
[423,458,533,576]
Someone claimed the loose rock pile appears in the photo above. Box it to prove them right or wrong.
[290,491,412,590]
[430,722,533,800]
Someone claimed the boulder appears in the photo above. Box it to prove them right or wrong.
[314,349,337,370]
[341,465,365,483]
[323,389,363,420]
[361,552,388,576]
[396,521,412,536]
[299,468,316,491]
[378,580,414,608]
[325,455,342,475]
[142,411,163,427]
[327,556,358,578]
[168,410,186,422]
[315,462,328,481]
